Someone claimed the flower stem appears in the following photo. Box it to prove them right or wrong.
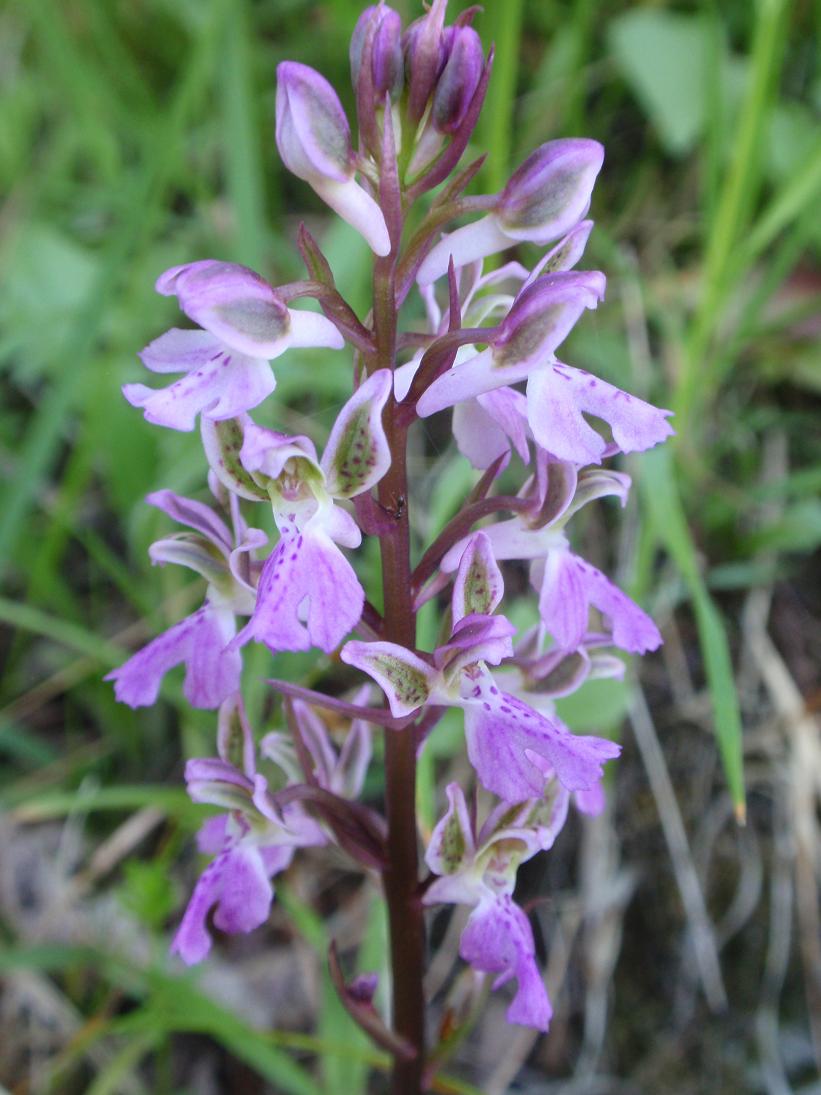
[373,251,426,1094]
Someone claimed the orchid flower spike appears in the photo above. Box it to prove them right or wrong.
[124,261,344,431]
[276,61,392,256]
[417,139,604,285]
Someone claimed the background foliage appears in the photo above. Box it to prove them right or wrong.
[1,0,819,1091]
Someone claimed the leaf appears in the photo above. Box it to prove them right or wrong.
[609,11,712,155]
[640,447,745,817]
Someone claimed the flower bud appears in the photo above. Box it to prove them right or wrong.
[432,25,483,134]
[275,62,391,256]
[350,4,404,101]
[496,139,604,242]
[402,0,448,123]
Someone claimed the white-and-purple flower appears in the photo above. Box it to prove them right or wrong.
[342,533,621,803]
[172,695,371,964]
[124,260,344,431]
[226,370,393,655]
[106,488,265,709]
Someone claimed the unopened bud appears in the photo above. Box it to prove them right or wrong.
[402,0,448,123]
[351,4,404,100]
[432,25,483,134]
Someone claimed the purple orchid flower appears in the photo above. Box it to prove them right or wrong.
[439,457,661,655]
[417,139,604,285]
[343,533,621,802]
[106,488,266,709]
[224,370,393,655]
[424,781,571,1030]
[173,694,371,965]
[124,261,344,431]
[276,62,391,256]
[417,270,674,465]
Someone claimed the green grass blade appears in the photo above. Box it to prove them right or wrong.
[640,447,745,817]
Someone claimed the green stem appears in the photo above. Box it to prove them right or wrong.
[372,252,426,1094]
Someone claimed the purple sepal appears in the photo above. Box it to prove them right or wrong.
[496,138,604,243]
[275,61,353,182]
[460,896,552,1031]
[402,0,448,123]
[351,5,404,100]
[275,62,391,255]
[105,602,241,710]
[155,261,291,358]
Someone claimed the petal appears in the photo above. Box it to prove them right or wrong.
[462,674,620,800]
[416,215,513,286]
[537,548,589,651]
[525,219,594,281]
[574,782,606,816]
[341,640,435,717]
[460,896,552,1031]
[311,175,391,257]
[574,556,662,654]
[527,363,674,464]
[162,261,292,358]
[336,713,373,799]
[291,699,337,788]
[477,387,530,464]
[417,347,530,419]
[197,815,228,855]
[239,421,319,481]
[235,524,364,654]
[211,844,274,936]
[496,138,604,246]
[451,532,504,623]
[526,365,605,465]
[146,489,233,554]
[321,369,393,499]
[124,354,276,431]
[286,307,345,350]
[138,328,223,374]
[494,271,605,371]
[452,397,512,470]
[425,781,476,875]
[557,363,675,454]
[106,604,239,710]
[170,852,226,964]
[183,603,243,708]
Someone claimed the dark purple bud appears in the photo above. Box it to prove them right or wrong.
[432,25,483,134]
[496,139,605,244]
[402,0,448,124]
[351,4,404,100]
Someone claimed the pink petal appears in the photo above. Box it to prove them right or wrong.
[124,353,275,432]
[105,603,241,710]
